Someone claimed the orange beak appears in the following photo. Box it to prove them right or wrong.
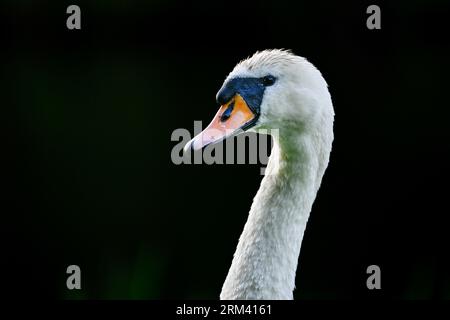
[184,94,257,151]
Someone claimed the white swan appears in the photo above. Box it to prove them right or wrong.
[184,49,334,300]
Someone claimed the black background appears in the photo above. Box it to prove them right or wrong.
[2,0,450,299]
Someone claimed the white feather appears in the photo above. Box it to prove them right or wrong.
[220,49,334,300]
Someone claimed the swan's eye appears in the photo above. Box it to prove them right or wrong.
[261,75,276,86]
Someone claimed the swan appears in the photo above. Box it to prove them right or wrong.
[184,49,334,300]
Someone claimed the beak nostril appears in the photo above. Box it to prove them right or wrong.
[220,100,235,122]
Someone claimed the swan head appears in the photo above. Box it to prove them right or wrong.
[184,49,334,151]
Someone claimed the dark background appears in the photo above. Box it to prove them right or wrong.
[2,0,450,299]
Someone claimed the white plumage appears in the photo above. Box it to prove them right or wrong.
[189,49,334,299]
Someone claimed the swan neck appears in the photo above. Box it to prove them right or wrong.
[220,130,325,300]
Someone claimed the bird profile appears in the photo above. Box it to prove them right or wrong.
[184,49,334,300]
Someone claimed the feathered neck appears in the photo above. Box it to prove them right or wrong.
[220,122,332,300]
